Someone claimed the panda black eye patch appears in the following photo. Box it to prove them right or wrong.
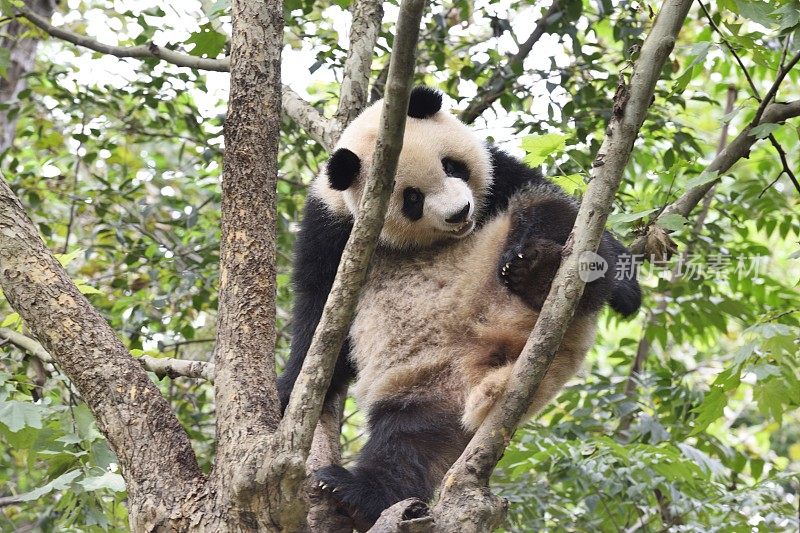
[442,157,470,182]
[402,187,424,221]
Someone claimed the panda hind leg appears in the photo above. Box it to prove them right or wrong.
[462,364,513,432]
[314,396,468,531]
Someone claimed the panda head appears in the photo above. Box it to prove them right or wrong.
[314,86,493,250]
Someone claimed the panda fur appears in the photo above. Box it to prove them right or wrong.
[278,87,641,529]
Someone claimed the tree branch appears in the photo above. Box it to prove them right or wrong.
[630,99,800,255]
[211,0,283,514]
[0,327,215,380]
[283,85,340,151]
[334,0,384,130]
[434,1,693,529]
[697,0,800,194]
[18,7,230,71]
[459,1,562,124]
[0,177,202,526]
[278,0,426,460]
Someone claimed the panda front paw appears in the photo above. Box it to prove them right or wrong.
[499,238,563,309]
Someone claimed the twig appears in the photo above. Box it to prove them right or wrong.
[766,135,800,193]
[630,99,800,255]
[698,0,800,194]
[63,112,87,254]
[0,327,215,380]
[460,1,562,124]
[434,1,693,529]
[19,8,230,71]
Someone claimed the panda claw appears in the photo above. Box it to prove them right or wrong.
[517,253,524,259]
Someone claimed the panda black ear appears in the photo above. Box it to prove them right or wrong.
[327,148,361,191]
[408,86,442,119]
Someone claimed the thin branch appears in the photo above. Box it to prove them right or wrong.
[63,112,87,254]
[334,0,384,130]
[19,8,229,71]
[0,327,215,380]
[282,85,339,151]
[459,1,562,124]
[697,0,800,194]
[278,0,426,458]
[630,99,800,254]
[697,1,758,96]
[766,134,800,193]
[434,1,693,529]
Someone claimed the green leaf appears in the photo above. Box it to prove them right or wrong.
[521,133,567,166]
[185,25,227,58]
[684,170,719,189]
[76,283,103,295]
[774,3,800,31]
[0,48,10,79]
[14,469,81,502]
[55,249,83,267]
[734,0,776,27]
[1,312,20,327]
[749,123,780,139]
[691,386,727,435]
[657,213,689,231]
[551,174,587,195]
[79,470,126,492]
[754,379,787,423]
[0,400,44,432]
[607,208,656,225]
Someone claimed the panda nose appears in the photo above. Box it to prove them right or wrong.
[446,203,471,224]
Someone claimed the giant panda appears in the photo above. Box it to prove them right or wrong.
[277,87,640,529]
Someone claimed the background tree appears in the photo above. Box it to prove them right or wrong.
[0,0,799,531]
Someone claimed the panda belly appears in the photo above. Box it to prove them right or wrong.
[348,213,598,431]
[349,244,474,412]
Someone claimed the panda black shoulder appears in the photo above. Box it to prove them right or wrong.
[481,146,546,223]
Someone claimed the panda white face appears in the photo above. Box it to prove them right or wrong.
[314,88,493,250]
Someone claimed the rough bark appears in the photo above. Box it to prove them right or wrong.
[0,179,203,530]
[212,0,283,525]
[334,0,384,129]
[433,1,693,530]
[279,0,426,458]
[0,0,57,152]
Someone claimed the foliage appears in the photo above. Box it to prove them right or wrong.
[0,0,798,531]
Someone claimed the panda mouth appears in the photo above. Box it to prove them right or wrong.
[448,220,475,237]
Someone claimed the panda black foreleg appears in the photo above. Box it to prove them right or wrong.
[498,196,613,315]
[315,396,468,531]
